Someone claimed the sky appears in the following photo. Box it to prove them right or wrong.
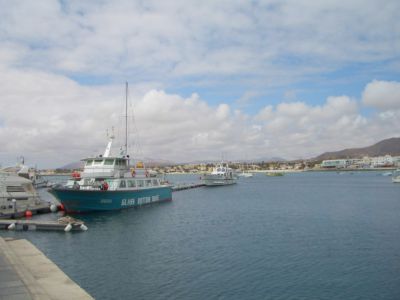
[0,0,399,168]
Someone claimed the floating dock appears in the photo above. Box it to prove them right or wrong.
[0,217,87,232]
[0,237,94,299]
[172,182,205,191]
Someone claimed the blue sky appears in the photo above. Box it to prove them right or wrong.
[0,0,399,167]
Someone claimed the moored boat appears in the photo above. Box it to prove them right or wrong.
[17,165,48,188]
[1,157,48,189]
[266,172,284,177]
[237,166,253,178]
[0,171,42,216]
[237,162,253,178]
[237,171,253,178]
[50,83,172,213]
[203,162,237,186]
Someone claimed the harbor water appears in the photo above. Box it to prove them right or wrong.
[1,172,400,299]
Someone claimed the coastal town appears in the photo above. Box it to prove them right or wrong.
[42,154,400,175]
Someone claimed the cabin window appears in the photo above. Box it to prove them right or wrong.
[119,180,126,188]
[6,186,25,192]
[104,159,114,165]
[116,160,126,167]
[108,180,118,189]
[94,159,103,165]
[127,180,136,188]
[152,179,159,186]
[146,179,152,187]
[85,160,93,166]
[137,180,144,188]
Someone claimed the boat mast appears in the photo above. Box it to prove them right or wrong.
[125,81,128,156]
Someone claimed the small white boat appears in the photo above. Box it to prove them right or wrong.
[392,169,400,183]
[0,171,41,213]
[17,165,48,188]
[237,171,253,178]
[1,157,48,189]
[203,162,237,186]
[237,162,253,178]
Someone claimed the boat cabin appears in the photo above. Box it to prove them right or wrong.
[81,157,129,178]
[0,172,40,212]
[212,163,234,176]
[67,176,164,191]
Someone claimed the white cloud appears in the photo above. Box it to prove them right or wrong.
[1,67,397,168]
[252,93,399,158]
[254,106,273,122]
[235,91,259,108]
[0,0,399,85]
[0,67,124,166]
[276,102,309,117]
[362,80,400,110]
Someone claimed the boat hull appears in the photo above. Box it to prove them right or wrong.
[203,174,237,186]
[50,186,172,213]
[238,173,253,178]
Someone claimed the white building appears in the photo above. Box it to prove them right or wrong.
[371,155,394,167]
[320,159,349,168]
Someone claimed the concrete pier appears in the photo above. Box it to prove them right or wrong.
[172,182,205,191]
[0,237,93,300]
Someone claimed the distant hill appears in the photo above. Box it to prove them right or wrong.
[59,161,84,170]
[314,137,400,161]
[253,156,287,163]
[142,158,175,167]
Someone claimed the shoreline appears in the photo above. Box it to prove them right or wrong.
[41,167,397,177]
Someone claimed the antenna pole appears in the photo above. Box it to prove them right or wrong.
[125,81,128,156]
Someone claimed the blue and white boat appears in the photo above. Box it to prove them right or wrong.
[50,84,172,213]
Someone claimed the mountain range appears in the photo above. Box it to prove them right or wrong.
[314,137,400,161]
[58,137,400,168]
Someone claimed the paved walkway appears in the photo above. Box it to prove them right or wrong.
[0,246,31,300]
[0,237,93,300]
